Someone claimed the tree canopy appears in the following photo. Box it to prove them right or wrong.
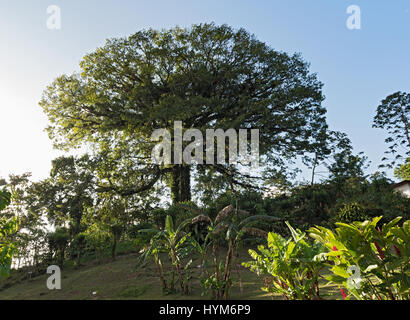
[373,91,410,170]
[40,23,329,203]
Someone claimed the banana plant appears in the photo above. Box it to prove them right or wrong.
[137,215,192,295]
[189,235,212,278]
[188,204,280,299]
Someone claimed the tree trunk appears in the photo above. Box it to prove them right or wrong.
[223,239,234,300]
[95,246,99,264]
[111,237,117,261]
[180,165,191,202]
[171,166,181,204]
[311,153,318,186]
[212,243,223,299]
[155,257,167,294]
[235,256,243,295]
[171,270,175,291]
[176,263,185,295]
[212,243,220,283]
[76,248,81,266]
[59,248,65,270]
[170,165,191,204]
[199,255,205,278]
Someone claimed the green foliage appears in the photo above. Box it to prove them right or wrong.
[273,184,336,230]
[187,204,278,299]
[243,222,326,300]
[200,263,230,298]
[373,91,410,169]
[47,227,70,268]
[83,223,111,264]
[264,173,410,231]
[40,23,328,202]
[150,208,167,230]
[394,158,410,180]
[48,227,70,247]
[166,201,199,226]
[337,202,368,223]
[327,151,369,182]
[0,189,11,211]
[309,217,410,300]
[127,222,155,248]
[0,189,18,279]
[137,215,193,295]
[69,232,87,265]
[244,216,409,300]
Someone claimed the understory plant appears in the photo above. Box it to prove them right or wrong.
[188,204,279,300]
[243,221,326,300]
[309,216,409,300]
[337,202,368,223]
[47,227,70,269]
[83,222,110,264]
[137,215,192,295]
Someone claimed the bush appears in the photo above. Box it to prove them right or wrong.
[127,222,155,248]
[337,202,368,223]
[309,216,409,300]
[47,227,70,268]
[243,222,327,300]
[244,216,409,300]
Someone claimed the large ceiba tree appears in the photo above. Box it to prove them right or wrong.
[40,23,328,204]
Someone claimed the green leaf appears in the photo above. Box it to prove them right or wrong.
[325,275,346,284]
[363,264,378,273]
[334,222,361,235]
[284,241,296,260]
[332,265,350,279]
[285,221,304,242]
[165,215,174,234]
[382,217,402,234]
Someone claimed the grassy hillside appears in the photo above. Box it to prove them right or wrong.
[0,244,340,300]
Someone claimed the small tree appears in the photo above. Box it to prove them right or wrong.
[0,189,18,279]
[137,215,192,295]
[47,227,70,269]
[373,91,410,170]
[72,232,86,266]
[109,222,123,261]
[188,204,279,299]
[84,222,110,264]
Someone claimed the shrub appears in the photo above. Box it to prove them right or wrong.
[137,215,193,295]
[83,223,111,264]
[47,227,70,269]
[309,216,409,300]
[337,202,368,223]
[128,222,155,248]
[243,222,327,300]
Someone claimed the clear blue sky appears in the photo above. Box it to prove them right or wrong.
[0,0,409,181]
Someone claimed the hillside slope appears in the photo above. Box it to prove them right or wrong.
[0,251,272,300]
